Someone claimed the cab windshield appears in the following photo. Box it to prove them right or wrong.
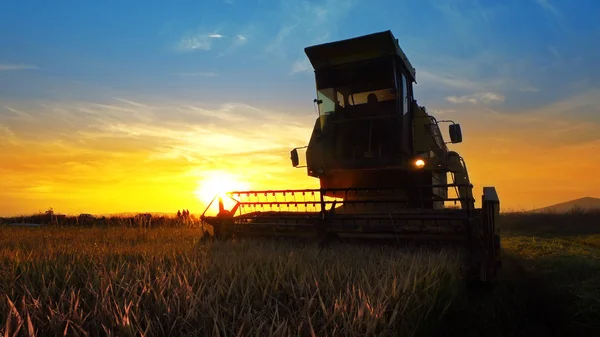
[314,57,396,118]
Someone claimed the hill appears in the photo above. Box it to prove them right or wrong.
[530,197,600,213]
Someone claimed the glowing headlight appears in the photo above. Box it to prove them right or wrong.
[414,159,426,168]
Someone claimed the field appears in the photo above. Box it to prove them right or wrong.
[1,211,599,337]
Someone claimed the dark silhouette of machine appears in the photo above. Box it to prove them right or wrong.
[201,31,501,283]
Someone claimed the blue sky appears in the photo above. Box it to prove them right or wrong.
[1,0,600,215]
[2,0,598,108]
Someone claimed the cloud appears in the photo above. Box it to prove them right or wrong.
[3,105,37,121]
[290,59,312,74]
[413,51,522,95]
[418,69,490,91]
[525,87,600,122]
[519,86,540,93]
[0,96,321,215]
[430,90,600,209]
[430,0,500,48]
[176,32,225,52]
[174,72,218,77]
[0,98,314,163]
[445,92,505,104]
[264,24,298,55]
[534,0,560,19]
[112,98,151,109]
[0,63,38,71]
[411,41,590,114]
[3,87,600,215]
[441,87,600,145]
[0,125,19,147]
[217,31,251,57]
[264,0,358,61]
[176,25,252,57]
[428,108,455,116]
[533,0,567,33]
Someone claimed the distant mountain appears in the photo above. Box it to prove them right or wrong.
[530,197,600,213]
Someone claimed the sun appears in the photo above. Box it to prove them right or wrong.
[194,171,251,206]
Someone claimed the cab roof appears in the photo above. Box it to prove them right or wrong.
[304,30,416,83]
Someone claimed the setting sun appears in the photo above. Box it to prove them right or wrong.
[194,171,252,207]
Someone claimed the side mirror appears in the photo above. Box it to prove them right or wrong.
[290,148,299,167]
[449,124,462,143]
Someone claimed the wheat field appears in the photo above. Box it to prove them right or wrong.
[2,210,600,337]
[1,226,463,337]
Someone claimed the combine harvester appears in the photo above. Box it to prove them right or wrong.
[201,30,502,283]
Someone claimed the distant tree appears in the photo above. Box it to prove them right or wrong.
[45,207,55,224]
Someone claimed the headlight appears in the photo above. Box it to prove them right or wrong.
[414,159,426,169]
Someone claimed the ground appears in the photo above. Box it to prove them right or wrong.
[1,211,599,336]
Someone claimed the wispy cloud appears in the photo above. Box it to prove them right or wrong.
[414,50,523,94]
[0,125,19,147]
[176,25,252,56]
[0,96,318,215]
[428,108,455,116]
[176,31,225,52]
[3,105,37,122]
[217,30,252,56]
[264,24,298,55]
[0,63,38,71]
[413,50,553,110]
[519,86,540,93]
[290,59,312,75]
[174,71,218,77]
[525,87,600,122]
[0,98,314,162]
[430,0,499,48]
[418,69,494,92]
[445,92,505,104]
[3,87,600,214]
[265,0,358,64]
[533,0,567,33]
[430,91,600,208]
[534,0,560,19]
[112,98,151,109]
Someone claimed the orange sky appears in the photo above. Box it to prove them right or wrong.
[1,88,599,216]
[3,1,600,217]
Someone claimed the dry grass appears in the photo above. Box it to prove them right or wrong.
[0,226,463,337]
[2,210,599,336]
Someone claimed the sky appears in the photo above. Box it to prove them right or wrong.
[1,0,599,216]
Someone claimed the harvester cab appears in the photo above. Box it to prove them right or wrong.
[201,30,502,283]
